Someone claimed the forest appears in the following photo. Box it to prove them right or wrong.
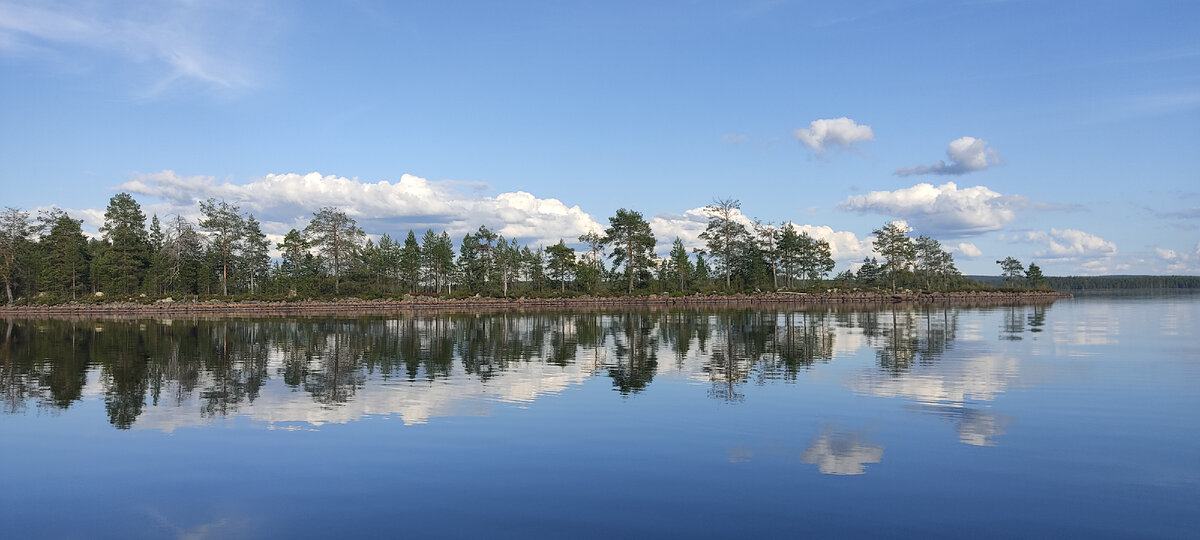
[1,194,1028,305]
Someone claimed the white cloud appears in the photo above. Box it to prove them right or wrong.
[0,0,275,92]
[838,181,1022,236]
[118,171,605,248]
[1024,228,1118,260]
[648,205,757,254]
[793,117,874,152]
[953,242,982,258]
[786,223,875,262]
[896,137,1002,176]
[647,208,872,263]
[1156,248,1177,260]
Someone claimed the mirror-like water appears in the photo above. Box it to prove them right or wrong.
[2,296,1198,538]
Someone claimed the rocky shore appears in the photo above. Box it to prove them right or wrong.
[0,290,1070,317]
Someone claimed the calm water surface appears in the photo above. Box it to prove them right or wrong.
[2,296,1198,538]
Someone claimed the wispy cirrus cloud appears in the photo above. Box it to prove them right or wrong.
[0,0,279,93]
[896,137,1003,176]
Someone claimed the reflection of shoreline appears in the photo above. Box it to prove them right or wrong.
[2,305,1046,443]
[0,291,1069,318]
[130,354,594,432]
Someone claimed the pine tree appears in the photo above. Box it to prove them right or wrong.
[99,193,149,295]
[872,222,915,292]
[400,230,421,293]
[668,237,691,292]
[303,207,364,294]
[241,215,271,293]
[546,240,576,292]
[199,199,245,296]
[41,213,89,299]
[604,209,657,294]
[699,198,747,290]
[0,207,32,303]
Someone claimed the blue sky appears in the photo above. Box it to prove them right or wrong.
[2,0,1198,275]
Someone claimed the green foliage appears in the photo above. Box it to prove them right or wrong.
[39,212,89,300]
[303,207,365,293]
[872,221,915,293]
[199,198,245,295]
[997,256,1025,288]
[605,208,656,294]
[0,207,33,303]
[1045,275,1200,291]
[699,198,747,289]
[1025,262,1046,289]
[99,193,149,295]
[667,237,692,292]
[546,240,575,292]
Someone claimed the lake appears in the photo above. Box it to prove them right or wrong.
[2,295,1198,538]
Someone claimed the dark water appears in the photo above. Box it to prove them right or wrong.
[2,296,1198,538]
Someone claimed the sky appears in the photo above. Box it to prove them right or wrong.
[2,0,1198,275]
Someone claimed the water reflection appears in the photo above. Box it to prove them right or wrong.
[801,425,884,475]
[1,303,1060,448]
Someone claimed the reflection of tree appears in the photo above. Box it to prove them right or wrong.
[658,310,694,369]
[199,321,270,416]
[302,323,367,406]
[764,311,835,380]
[546,314,577,367]
[0,319,94,413]
[801,426,884,475]
[874,309,919,373]
[608,311,657,395]
[0,319,33,414]
[865,307,958,374]
[1027,305,1047,334]
[917,307,957,365]
[704,310,770,402]
[1000,306,1025,341]
[0,306,1002,432]
[97,325,150,429]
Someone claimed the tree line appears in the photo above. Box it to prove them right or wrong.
[1,194,980,304]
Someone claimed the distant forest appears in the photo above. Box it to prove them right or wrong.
[3,192,1159,305]
[1045,275,1200,291]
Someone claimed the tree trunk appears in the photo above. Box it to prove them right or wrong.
[626,238,634,293]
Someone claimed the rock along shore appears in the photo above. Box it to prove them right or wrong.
[0,291,1070,318]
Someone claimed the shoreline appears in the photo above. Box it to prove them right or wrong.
[0,291,1070,317]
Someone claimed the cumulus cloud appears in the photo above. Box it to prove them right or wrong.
[793,117,874,152]
[118,171,605,248]
[1156,248,1177,260]
[647,205,760,255]
[0,0,275,92]
[786,223,875,262]
[952,243,982,258]
[647,207,872,263]
[896,137,1003,176]
[1024,228,1118,260]
[838,181,1023,237]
